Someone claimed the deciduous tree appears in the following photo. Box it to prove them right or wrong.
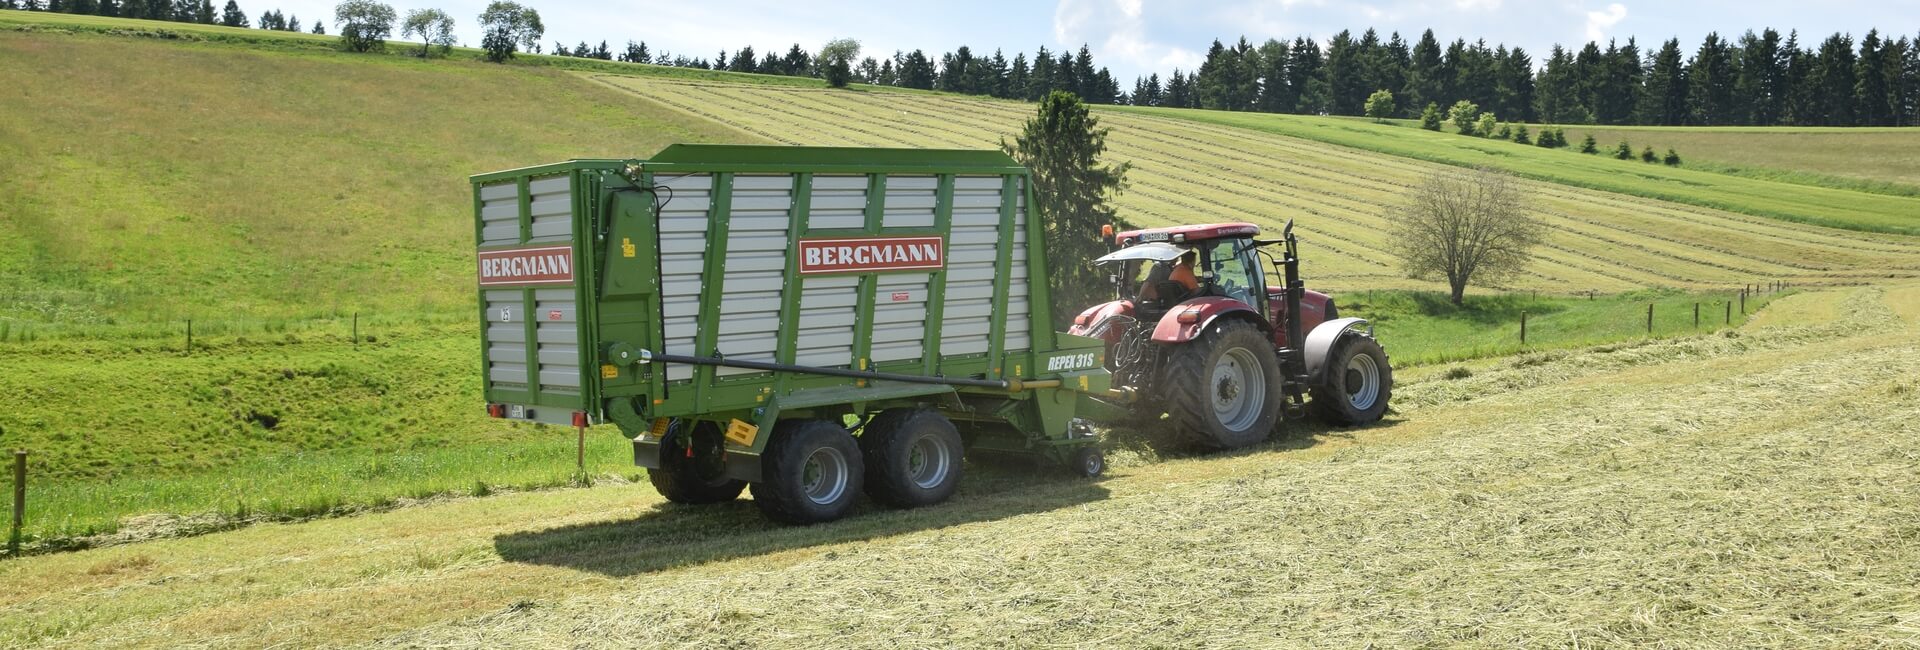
[333,0,394,53]
[477,1,541,63]
[400,7,454,58]
[1387,167,1543,305]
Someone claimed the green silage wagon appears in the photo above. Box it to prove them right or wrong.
[471,145,1121,523]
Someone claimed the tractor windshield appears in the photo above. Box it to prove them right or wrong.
[1205,237,1265,311]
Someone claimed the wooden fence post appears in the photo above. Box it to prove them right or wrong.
[1646,303,1654,334]
[1694,302,1700,329]
[353,312,359,348]
[1520,311,1528,344]
[9,450,23,554]
[1740,290,1747,314]
[185,319,193,354]
[1725,301,1731,325]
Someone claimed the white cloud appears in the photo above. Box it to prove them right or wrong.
[1585,3,1628,43]
[1055,0,1204,75]
[1454,0,1501,10]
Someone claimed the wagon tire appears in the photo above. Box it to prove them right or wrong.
[750,419,864,524]
[859,409,964,508]
[1162,318,1282,450]
[1310,334,1393,426]
[648,420,748,504]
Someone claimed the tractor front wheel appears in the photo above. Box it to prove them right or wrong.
[1163,319,1283,450]
[1310,334,1393,426]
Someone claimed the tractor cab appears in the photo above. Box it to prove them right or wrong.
[1099,223,1267,319]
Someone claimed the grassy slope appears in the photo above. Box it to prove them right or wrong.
[1116,105,1920,235]
[0,27,756,325]
[1546,123,1920,192]
[599,75,1920,294]
[3,286,1914,647]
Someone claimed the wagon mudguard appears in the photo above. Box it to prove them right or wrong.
[1303,317,1371,381]
[1151,297,1265,343]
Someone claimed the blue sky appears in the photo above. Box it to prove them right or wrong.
[268,0,1919,81]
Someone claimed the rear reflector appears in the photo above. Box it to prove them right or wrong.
[1176,309,1202,324]
[572,411,589,428]
[486,404,506,418]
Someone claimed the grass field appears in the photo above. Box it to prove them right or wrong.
[1540,123,1920,193]
[0,27,756,326]
[599,75,1920,294]
[3,285,1913,648]
[1115,105,1920,235]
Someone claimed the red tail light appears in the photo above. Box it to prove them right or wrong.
[572,411,589,428]
[486,403,506,418]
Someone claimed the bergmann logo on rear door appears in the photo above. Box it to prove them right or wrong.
[477,245,575,286]
[1047,353,1098,372]
[798,236,944,275]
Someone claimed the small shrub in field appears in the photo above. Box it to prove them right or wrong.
[1420,102,1442,130]
[1493,123,1512,140]
[1664,148,1682,166]
[1614,140,1634,160]
[1512,124,1530,144]
[1475,113,1499,138]
[1449,100,1480,135]
[1641,146,1657,163]
[1579,133,1598,153]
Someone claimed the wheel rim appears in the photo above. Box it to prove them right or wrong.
[906,433,952,489]
[1346,351,1381,411]
[1083,451,1103,475]
[799,446,850,505]
[1211,347,1267,431]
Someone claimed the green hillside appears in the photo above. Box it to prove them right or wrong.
[0,28,755,328]
[1532,123,1920,192]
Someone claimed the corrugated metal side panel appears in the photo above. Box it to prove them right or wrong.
[871,273,932,362]
[795,275,859,368]
[881,175,937,229]
[657,173,713,382]
[534,287,579,392]
[809,175,868,230]
[1005,177,1033,352]
[482,289,528,387]
[715,174,793,376]
[479,181,520,247]
[940,175,1002,357]
[527,175,572,244]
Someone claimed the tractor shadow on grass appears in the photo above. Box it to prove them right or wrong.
[493,459,1111,578]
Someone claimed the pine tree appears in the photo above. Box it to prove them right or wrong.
[1255,38,1292,113]
[1381,32,1412,115]
[218,0,244,27]
[1664,148,1682,165]
[1008,53,1030,101]
[1782,31,1820,125]
[1534,45,1587,123]
[1420,102,1442,130]
[1512,123,1530,144]
[1407,29,1444,113]
[1638,38,1689,125]
[1495,46,1536,122]
[1166,69,1192,108]
[1288,37,1328,114]
[1326,30,1365,115]
[1001,91,1129,327]
[1580,133,1599,153]
[1593,39,1642,125]
[1688,32,1738,125]
[1814,33,1859,125]
[1614,140,1634,159]
[1735,29,1788,125]
[1029,46,1053,99]
[1640,146,1657,163]
[1857,29,1896,126]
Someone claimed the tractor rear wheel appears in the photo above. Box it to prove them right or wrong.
[1162,319,1283,450]
[1310,334,1393,425]
[750,419,865,524]
[648,420,748,504]
[859,408,964,508]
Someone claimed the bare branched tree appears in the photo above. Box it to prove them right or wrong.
[1386,167,1544,305]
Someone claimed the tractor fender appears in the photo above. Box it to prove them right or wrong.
[1303,317,1371,382]
[1068,299,1136,343]
[1151,297,1264,343]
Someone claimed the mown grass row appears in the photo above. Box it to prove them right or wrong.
[602,76,1920,295]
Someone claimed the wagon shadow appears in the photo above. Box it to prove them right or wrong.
[494,459,1110,578]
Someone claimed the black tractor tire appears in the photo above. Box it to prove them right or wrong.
[1310,334,1394,426]
[1068,446,1106,478]
[648,420,748,504]
[1162,319,1284,450]
[750,419,865,524]
[858,408,965,508]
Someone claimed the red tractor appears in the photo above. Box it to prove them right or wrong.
[1068,221,1392,449]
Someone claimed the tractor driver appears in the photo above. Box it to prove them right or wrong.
[1140,251,1200,303]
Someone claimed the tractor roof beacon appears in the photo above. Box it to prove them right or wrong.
[469,146,1389,526]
